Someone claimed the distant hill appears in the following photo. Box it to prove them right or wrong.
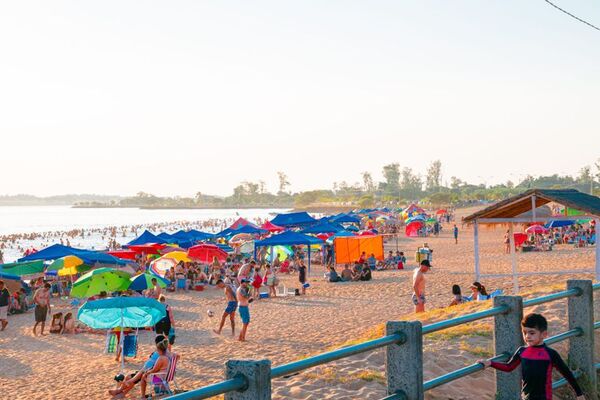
[0,194,125,206]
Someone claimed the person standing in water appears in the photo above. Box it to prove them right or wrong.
[412,260,431,313]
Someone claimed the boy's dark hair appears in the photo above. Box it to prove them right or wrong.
[451,284,461,296]
[215,279,224,285]
[522,313,548,332]
[44,283,51,289]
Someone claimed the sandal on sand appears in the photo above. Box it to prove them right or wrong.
[111,394,124,399]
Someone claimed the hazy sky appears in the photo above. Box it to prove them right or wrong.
[1,1,599,197]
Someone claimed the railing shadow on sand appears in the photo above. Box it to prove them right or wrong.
[167,279,600,400]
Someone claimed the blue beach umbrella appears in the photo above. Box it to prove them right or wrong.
[78,297,166,371]
[544,220,575,228]
[128,273,170,291]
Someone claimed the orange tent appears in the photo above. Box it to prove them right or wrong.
[333,235,384,264]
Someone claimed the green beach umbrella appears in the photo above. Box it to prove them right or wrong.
[128,273,169,291]
[0,260,45,277]
[70,267,131,298]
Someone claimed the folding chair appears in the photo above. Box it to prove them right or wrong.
[150,353,181,397]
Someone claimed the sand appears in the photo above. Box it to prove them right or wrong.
[1,206,598,399]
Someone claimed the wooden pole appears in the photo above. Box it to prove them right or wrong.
[474,221,480,281]
[531,195,536,222]
[508,223,518,293]
[596,219,600,281]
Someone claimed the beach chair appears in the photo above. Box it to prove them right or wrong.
[149,353,181,398]
[105,332,118,354]
[123,330,139,358]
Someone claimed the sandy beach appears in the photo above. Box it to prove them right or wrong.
[1,206,598,399]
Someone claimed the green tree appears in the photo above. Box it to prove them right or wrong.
[426,160,442,192]
[362,171,375,193]
[277,171,290,195]
[382,163,400,195]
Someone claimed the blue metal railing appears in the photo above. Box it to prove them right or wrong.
[169,283,600,399]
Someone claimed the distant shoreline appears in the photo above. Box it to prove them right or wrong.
[71,204,356,213]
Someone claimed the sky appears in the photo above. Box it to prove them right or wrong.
[1,1,599,197]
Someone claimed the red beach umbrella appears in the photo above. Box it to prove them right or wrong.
[188,243,227,263]
[525,225,548,234]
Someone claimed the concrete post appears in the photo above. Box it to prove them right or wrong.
[493,296,523,400]
[385,321,422,400]
[225,360,271,400]
[567,280,597,399]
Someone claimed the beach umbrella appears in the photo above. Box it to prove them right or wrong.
[159,251,191,263]
[525,225,548,234]
[78,297,166,372]
[128,273,169,291]
[239,241,255,254]
[159,246,186,255]
[0,260,45,277]
[149,257,177,277]
[47,255,85,272]
[128,244,163,255]
[405,221,424,237]
[70,268,131,298]
[188,243,228,263]
[230,233,253,246]
[107,250,138,261]
[436,209,447,215]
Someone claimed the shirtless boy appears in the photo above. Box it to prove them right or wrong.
[236,279,252,341]
[33,282,51,336]
[412,260,431,313]
[213,279,237,336]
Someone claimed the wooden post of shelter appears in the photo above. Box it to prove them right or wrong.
[596,218,600,281]
[473,220,480,281]
[508,223,518,293]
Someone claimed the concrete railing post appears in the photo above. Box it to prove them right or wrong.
[493,295,524,400]
[567,280,597,399]
[385,321,422,400]
[225,359,272,400]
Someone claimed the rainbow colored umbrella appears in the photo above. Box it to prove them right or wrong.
[70,267,131,298]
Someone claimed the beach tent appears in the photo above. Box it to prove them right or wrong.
[254,231,324,272]
[0,260,45,277]
[545,220,575,228]
[187,229,214,241]
[0,270,26,293]
[107,250,138,261]
[19,244,126,265]
[300,221,344,234]
[333,235,384,264]
[126,230,168,246]
[513,233,528,248]
[229,217,260,230]
[157,232,175,242]
[215,227,236,238]
[231,224,268,235]
[270,212,317,227]
[261,221,285,233]
[330,213,361,224]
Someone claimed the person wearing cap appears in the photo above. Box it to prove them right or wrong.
[237,260,255,285]
[412,259,432,313]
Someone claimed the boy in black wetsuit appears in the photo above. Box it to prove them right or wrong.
[479,313,584,400]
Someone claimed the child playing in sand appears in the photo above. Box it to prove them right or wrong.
[478,313,584,400]
[214,279,237,337]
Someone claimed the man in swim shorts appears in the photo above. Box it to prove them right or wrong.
[236,279,252,342]
[412,260,431,313]
[33,283,51,336]
[213,279,237,336]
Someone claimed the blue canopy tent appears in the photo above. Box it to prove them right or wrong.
[330,213,361,224]
[187,229,214,241]
[231,225,268,235]
[215,227,236,238]
[19,244,127,265]
[300,221,344,234]
[254,231,324,273]
[545,220,575,228]
[157,232,175,241]
[126,230,168,246]
[215,243,234,253]
[270,212,317,227]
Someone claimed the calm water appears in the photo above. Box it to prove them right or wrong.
[0,206,290,235]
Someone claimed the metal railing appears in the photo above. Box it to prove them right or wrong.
[169,280,600,399]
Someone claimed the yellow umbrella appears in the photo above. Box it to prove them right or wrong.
[58,264,92,276]
[47,255,85,271]
[160,251,191,263]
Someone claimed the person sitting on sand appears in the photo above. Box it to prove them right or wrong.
[469,281,489,301]
[328,265,342,282]
[49,312,63,334]
[341,264,353,281]
[360,263,372,281]
[367,254,377,270]
[448,285,466,306]
[108,335,171,399]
